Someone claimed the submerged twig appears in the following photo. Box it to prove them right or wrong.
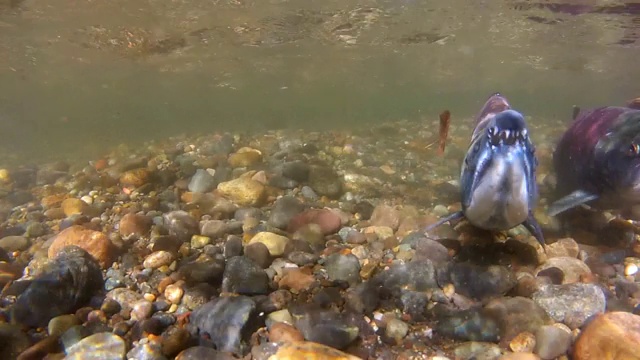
[438,110,451,155]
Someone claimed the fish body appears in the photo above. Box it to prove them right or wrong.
[549,105,640,217]
[426,93,545,245]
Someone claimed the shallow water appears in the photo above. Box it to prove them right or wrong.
[0,0,639,163]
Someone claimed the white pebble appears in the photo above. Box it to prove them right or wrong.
[625,263,638,276]
[80,195,93,205]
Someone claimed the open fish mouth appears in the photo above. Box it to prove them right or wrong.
[487,127,528,146]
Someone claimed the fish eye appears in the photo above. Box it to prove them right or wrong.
[627,144,640,156]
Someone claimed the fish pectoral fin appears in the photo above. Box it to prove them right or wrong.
[522,212,545,246]
[547,190,599,217]
[423,211,465,234]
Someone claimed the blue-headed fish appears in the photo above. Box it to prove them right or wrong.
[548,99,640,218]
[426,93,545,245]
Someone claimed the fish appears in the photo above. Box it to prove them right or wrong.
[548,102,640,218]
[425,93,545,245]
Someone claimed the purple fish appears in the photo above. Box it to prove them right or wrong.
[549,103,640,217]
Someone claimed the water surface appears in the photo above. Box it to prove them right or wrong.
[0,0,639,163]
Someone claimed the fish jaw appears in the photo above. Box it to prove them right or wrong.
[461,110,538,231]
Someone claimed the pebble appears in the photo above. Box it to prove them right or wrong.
[324,252,361,286]
[119,213,152,238]
[222,256,271,295]
[509,331,536,353]
[61,198,88,216]
[165,283,185,304]
[143,250,175,269]
[188,169,217,193]
[532,283,606,328]
[164,211,199,241]
[49,314,81,337]
[454,341,502,360]
[266,341,361,360]
[573,311,640,360]
[65,332,126,359]
[176,346,236,360]
[307,165,343,199]
[127,341,168,360]
[0,235,29,252]
[119,168,150,188]
[280,160,310,182]
[131,300,154,321]
[278,268,316,293]
[228,147,263,168]
[245,242,273,268]
[217,177,266,207]
[288,208,342,235]
[249,231,290,256]
[48,225,116,268]
[535,257,591,284]
[187,296,256,355]
[268,196,305,229]
[190,235,210,249]
[534,324,571,359]
[385,318,410,342]
[370,204,401,230]
[291,305,360,350]
[269,322,305,343]
[443,262,517,301]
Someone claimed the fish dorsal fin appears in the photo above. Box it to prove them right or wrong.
[547,190,599,217]
[572,105,581,120]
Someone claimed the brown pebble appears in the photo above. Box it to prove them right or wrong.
[278,269,316,293]
[48,226,116,269]
[119,168,150,188]
[573,311,640,360]
[269,322,304,343]
[270,341,361,360]
[61,198,87,217]
[119,213,152,238]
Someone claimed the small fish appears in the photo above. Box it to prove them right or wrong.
[425,93,545,245]
[548,103,640,218]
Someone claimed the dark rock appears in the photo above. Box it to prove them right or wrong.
[222,256,271,295]
[287,251,319,266]
[281,160,310,182]
[223,235,243,258]
[0,323,30,359]
[290,305,359,350]
[187,296,258,355]
[324,253,361,286]
[308,165,343,199]
[200,220,229,239]
[268,196,305,230]
[178,255,225,285]
[345,282,380,314]
[440,262,516,301]
[413,238,450,263]
[435,307,500,342]
[484,296,553,346]
[372,259,438,297]
[244,242,272,269]
[182,284,216,310]
[161,325,192,357]
[163,211,199,241]
[12,246,104,328]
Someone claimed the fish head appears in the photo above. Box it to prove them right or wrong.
[461,109,538,230]
[592,110,640,204]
